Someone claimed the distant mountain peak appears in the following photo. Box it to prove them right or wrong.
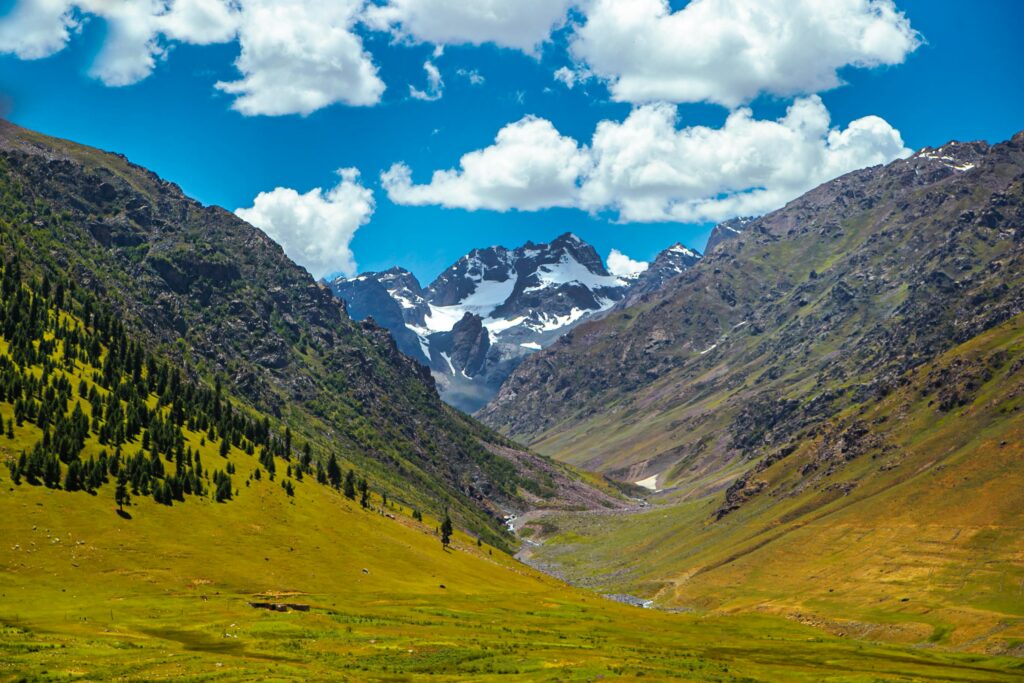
[330,232,700,412]
[667,243,701,259]
[617,241,702,308]
[705,216,756,254]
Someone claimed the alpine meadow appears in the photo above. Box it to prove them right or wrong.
[1,1,1023,681]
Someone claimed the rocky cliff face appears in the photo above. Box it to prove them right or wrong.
[330,267,432,365]
[330,232,673,413]
[479,133,1024,491]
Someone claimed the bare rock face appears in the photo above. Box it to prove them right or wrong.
[448,313,491,376]
[704,216,754,254]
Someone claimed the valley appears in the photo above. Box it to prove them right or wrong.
[1,77,1022,683]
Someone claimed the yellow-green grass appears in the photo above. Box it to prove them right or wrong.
[0,285,1020,680]
[523,315,1024,655]
[3,462,1024,682]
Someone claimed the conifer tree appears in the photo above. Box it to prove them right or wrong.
[115,470,130,512]
[358,477,369,509]
[343,468,356,499]
[64,459,82,491]
[327,454,342,490]
[214,471,232,502]
[440,511,453,548]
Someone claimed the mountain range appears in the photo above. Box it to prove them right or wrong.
[330,234,700,412]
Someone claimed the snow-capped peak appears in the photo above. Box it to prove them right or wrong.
[668,244,700,259]
[329,233,700,412]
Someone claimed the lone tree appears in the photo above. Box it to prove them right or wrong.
[327,453,342,490]
[115,470,130,512]
[440,511,453,548]
[343,469,356,500]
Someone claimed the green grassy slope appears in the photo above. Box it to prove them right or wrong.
[520,312,1024,654]
[0,119,545,543]
[3,464,1024,681]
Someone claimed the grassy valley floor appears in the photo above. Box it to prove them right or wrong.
[3,464,1024,681]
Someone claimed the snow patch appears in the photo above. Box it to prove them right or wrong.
[635,474,660,491]
[531,307,590,332]
[668,244,699,258]
[526,253,625,292]
[423,273,518,333]
[389,291,420,309]
[483,315,527,335]
[918,149,976,173]
[439,352,455,375]
[519,341,542,350]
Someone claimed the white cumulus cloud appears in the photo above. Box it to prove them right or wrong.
[382,115,591,211]
[0,0,382,114]
[235,169,374,279]
[216,0,384,116]
[158,0,240,45]
[0,0,79,60]
[0,0,241,87]
[383,96,911,223]
[582,96,911,222]
[606,249,649,279]
[364,0,573,53]
[553,66,591,90]
[571,0,922,107]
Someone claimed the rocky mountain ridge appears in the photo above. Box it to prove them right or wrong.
[479,133,1024,494]
[617,242,701,308]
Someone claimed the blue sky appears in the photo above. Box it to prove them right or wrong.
[1,0,1021,285]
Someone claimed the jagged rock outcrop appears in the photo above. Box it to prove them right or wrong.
[704,216,754,253]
